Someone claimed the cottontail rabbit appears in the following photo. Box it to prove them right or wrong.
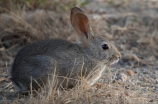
[11,7,121,92]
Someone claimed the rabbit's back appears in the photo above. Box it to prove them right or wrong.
[15,39,80,56]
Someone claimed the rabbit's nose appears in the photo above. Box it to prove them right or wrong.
[117,55,120,59]
[116,51,121,59]
[117,53,121,59]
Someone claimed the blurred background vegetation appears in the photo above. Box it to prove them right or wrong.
[0,0,90,13]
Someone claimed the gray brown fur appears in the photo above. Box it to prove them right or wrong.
[11,7,121,92]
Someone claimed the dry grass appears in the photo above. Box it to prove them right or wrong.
[3,71,152,104]
[0,0,158,104]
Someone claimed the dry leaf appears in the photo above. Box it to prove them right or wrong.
[126,70,135,76]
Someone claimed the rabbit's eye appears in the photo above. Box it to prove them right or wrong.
[102,44,109,50]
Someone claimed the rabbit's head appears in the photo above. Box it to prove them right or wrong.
[70,7,121,65]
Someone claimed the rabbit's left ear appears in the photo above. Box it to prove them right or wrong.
[72,13,89,39]
[72,12,93,48]
[70,7,83,25]
[70,7,94,47]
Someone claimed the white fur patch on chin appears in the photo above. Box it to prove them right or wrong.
[110,59,119,65]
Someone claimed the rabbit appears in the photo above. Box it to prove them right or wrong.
[11,7,121,92]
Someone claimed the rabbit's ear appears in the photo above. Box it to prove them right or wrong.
[70,7,83,25]
[72,13,91,47]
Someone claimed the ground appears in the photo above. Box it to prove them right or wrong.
[0,0,158,104]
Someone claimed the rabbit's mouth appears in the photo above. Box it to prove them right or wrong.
[105,58,119,66]
[110,60,119,65]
